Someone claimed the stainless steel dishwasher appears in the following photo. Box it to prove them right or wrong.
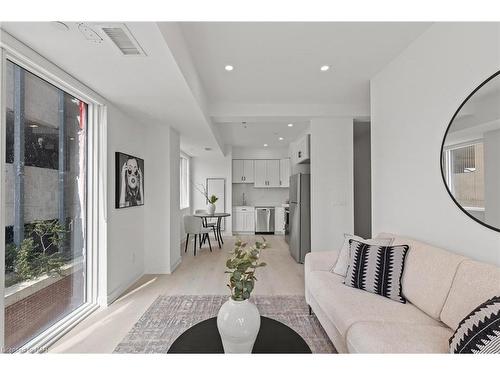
[255,207,275,234]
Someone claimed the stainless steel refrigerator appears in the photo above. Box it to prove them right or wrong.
[289,173,311,263]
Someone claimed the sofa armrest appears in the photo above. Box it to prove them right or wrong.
[305,250,339,274]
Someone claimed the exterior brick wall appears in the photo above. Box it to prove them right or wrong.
[5,272,84,352]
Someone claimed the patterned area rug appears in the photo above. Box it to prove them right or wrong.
[114,295,336,353]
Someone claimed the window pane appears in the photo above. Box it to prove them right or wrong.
[179,156,189,209]
[445,143,485,219]
[4,61,87,351]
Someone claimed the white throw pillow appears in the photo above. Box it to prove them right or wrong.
[331,234,394,276]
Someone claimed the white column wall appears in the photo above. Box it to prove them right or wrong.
[143,124,180,274]
[310,118,354,252]
[106,105,146,302]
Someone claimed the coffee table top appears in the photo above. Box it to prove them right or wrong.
[168,316,311,354]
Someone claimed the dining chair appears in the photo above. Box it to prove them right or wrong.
[194,209,219,243]
[184,215,212,256]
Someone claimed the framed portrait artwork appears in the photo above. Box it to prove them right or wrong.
[115,152,145,208]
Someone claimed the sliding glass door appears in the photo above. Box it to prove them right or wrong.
[3,60,87,352]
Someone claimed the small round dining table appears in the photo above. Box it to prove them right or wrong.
[193,212,230,248]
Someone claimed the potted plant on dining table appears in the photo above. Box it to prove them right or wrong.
[195,183,218,214]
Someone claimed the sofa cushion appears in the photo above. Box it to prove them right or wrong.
[449,296,500,354]
[379,233,466,320]
[346,322,453,353]
[332,234,393,277]
[305,250,339,274]
[307,270,441,337]
[344,240,409,303]
[441,260,500,330]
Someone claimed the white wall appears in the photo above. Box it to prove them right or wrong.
[107,108,182,301]
[371,23,500,265]
[289,126,311,175]
[168,129,181,270]
[190,148,233,235]
[310,118,354,252]
[106,105,146,302]
[144,125,181,274]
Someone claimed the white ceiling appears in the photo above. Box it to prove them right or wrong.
[0,22,222,156]
[217,120,310,148]
[180,22,432,113]
[1,22,433,155]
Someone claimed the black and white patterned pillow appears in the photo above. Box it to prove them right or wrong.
[449,296,500,354]
[344,239,409,303]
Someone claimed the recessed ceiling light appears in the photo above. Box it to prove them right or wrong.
[288,123,293,127]
[263,144,268,147]
[69,137,75,141]
[225,65,234,71]
[29,123,39,128]
[279,137,284,141]
[320,65,330,72]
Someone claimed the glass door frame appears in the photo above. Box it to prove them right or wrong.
[0,32,108,353]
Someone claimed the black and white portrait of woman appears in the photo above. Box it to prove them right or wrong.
[115,152,144,208]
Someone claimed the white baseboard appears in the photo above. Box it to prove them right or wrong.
[106,271,144,305]
[170,257,182,273]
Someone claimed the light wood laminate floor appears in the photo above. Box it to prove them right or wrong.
[49,235,304,353]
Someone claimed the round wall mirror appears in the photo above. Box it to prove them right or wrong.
[441,70,500,232]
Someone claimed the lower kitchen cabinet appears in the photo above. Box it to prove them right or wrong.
[275,207,285,234]
[233,207,255,233]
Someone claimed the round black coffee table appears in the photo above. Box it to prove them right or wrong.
[168,316,311,353]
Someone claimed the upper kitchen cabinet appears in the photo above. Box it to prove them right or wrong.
[279,158,290,187]
[292,134,310,164]
[232,159,254,183]
[254,159,280,188]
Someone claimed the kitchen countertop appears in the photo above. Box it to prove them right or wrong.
[233,205,288,209]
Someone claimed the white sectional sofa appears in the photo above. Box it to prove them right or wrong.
[304,233,500,353]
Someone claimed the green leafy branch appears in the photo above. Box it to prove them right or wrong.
[225,238,267,301]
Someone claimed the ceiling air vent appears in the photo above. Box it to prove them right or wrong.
[100,25,146,56]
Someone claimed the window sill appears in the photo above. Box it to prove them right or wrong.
[5,258,84,307]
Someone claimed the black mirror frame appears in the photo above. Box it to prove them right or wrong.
[440,69,500,233]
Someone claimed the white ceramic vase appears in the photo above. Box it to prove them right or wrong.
[207,203,216,215]
[217,298,261,353]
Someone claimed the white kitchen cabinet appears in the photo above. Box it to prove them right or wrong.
[254,159,280,188]
[243,160,254,183]
[233,207,255,233]
[274,207,285,234]
[254,160,267,187]
[279,158,290,187]
[267,159,280,187]
[232,159,254,183]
